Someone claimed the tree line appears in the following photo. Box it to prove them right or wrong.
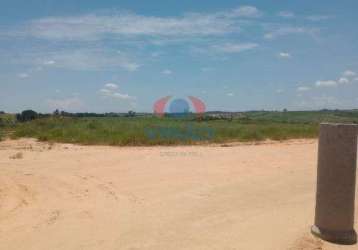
[15,109,137,122]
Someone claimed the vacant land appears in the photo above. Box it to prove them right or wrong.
[10,116,318,145]
[0,138,357,250]
[3,110,358,145]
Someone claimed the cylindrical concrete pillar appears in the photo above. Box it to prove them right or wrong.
[312,123,358,245]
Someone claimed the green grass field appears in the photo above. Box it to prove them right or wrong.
[2,110,358,145]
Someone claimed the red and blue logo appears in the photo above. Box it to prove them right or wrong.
[153,96,206,117]
[146,96,213,141]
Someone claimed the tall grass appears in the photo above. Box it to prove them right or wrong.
[244,110,358,124]
[11,116,319,146]
[9,108,358,145]
[0,113,16,141]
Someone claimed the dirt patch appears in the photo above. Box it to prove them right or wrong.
[0,138,357,250]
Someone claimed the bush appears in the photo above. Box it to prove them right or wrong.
[16,110,38,122]
[126,111,136,117]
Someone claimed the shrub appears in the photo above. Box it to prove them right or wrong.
[16,110,38,122]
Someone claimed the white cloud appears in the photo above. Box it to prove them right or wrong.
[278,52,291,58]
[162,69,172,75]
[338,77,349,84]
[201,67,213,72]
[229,6,261,18]
[211,42,258,53]
[18,73,29,78]
[227,92,234,96]
[47,97,84,111]
[276,89,284,94]
[16,7,262,41]
[32,49,140,72]
[110,92,133,99]
[343,70,356,77]
[151,51,163,57]
[297,86,311,92]
[43,60,56,65]
[122,63,139,72]
[278,11,295,18]
[306,15,332,21]
[104,83,118,89]
[16,64,48,79]
[264,27,318,40]
[99,88,111,94]
[310,95,342,108]
[307,70,356,89]
[99,83,135,100]
[295,94,358,110]
[315,80,337,87]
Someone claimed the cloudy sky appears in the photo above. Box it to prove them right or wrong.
[1,0,358,112]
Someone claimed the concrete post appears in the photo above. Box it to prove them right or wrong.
[312,123,358,245]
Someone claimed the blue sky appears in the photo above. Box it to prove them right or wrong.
[1,0,358,113]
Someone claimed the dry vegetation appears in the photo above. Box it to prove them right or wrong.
[2,110,358,145]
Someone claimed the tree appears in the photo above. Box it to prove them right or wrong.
[16,110,38,122]
[126,110,136,117]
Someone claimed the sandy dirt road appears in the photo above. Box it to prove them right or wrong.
[0,138,357,250]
